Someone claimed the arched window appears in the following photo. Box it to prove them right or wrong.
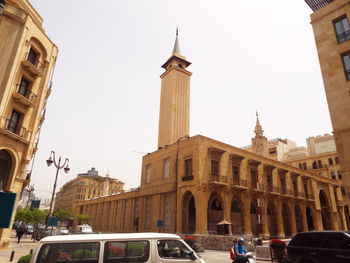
[312,161,318,169]
[298,163,303,169]
[303,163,307,170]
[335,157,339,164]
[317,160,322,168]
[338,170,342,179]
[331,171,336,179]
[328,158,333,165]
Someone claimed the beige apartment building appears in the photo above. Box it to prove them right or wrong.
[305,0,350,209]
[73,34,346,241]
[55,168,124,211]
[0,0,57,248]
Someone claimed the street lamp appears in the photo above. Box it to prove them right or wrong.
[26,184,35,209]
[45,151,70,227]
[0,0,7,16]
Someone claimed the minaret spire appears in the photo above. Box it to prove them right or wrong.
[172,27,181,55]
[254,110,264,138]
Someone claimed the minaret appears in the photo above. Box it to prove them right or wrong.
[251,112,269,157]
[158,29,192,148]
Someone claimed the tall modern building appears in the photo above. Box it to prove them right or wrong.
[0,0,57,248]
[305,0,350,210]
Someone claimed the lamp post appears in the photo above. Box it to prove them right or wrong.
[26,184,35,209]
[45,151,70,227]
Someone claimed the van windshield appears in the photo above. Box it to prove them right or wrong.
[36,242,100,263]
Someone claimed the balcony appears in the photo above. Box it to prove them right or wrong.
[251,182,265,192]
[297,192,306,199]
[306,193,315,200]
[267,185,280,195]
[305,0,335,12]
[21,53,45,77]
[182,175,193,182]
[232,178,248,190]
[281,188,293,197]
[209,174,228,187]
[0,118,30,143]
[13,85,37,107]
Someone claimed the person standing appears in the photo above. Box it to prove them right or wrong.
[235,238,248,263]
[16,225,25,244]
[230,239,237,262]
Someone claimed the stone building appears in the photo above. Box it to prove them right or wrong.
[55,168,124,211]
[0,0,57,248]
[305,0,350,208]
[73,34,347,239]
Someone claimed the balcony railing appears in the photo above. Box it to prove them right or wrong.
[22,53,45,76]
[5,119,27,137]
[306,194,315,200]
[16,85,37,104]
[232,178,248,188]
[251,182,265,192]
[182,175,193,181]
[337,30,350,44]
[267,185,280,194]
[297,192,306,199]
[209,174,228,185]
[305,0,335,12]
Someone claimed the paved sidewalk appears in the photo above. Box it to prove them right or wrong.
[0,231,38,263]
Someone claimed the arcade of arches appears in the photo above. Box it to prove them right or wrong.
[75,135,349,238]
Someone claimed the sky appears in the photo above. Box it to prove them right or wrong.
[27,0,332,200]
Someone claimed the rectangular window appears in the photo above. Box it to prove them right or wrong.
[163,158,170,178]
[211,160,219,176]
[18,77,31,97]
[341,52,350,80]
[146,164,151,183]
[7,110,22,134]
[27,48,38,66]
[36,242,100,263]
[334,16,350,43]
[104,241,149,263]
[184,158,192,177]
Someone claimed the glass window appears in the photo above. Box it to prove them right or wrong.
[211,160,219,176]
[145,164,151,183]
[157,240,193,259]
[163,158,170,179]
[7,110,21,134]
[36,242,100,263]
[104,241,149,263]
[334,16,350,43]
[184,158,192,177]
[18,78,30,97]
[341,53,350,80]
[27,48,38,65]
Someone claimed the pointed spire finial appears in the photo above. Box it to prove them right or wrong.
[172,27,181,55]
[254,110,264,137]
[176,27,178,37]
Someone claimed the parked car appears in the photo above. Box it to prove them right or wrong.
[58,227,69,235]
[75,224,93,234]
[36,228,61,240]
[26,225,34,234]
[30,233,204,263]
[287,231,350,263]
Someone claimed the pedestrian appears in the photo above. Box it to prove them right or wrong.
[16,226,25,244]
[235,238,248,263]
[230,239,237,262]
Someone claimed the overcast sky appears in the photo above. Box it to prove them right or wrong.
[27,0,331,200]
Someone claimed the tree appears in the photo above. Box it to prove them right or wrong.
[30,209,48,225]
[76,214,91,224]
[53,209,72,225]
[15,208,32,223]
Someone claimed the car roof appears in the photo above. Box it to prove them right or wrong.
[40,232,181,242]
[296,231,350,235]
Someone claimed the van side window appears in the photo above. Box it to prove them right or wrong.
[104,241,149,263]
[36,242,100,263]
[157,240,192,259]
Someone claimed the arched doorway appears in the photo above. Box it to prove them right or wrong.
[250,201,259,236]
[182,191,196,234]
[267,201,277,237]
[306,206,314,231]
[319,190,331,230]
[0,150,12,191]
[207,194,223,234]
[295,205,303,233]
[282,203,291,237]
[231,199,243,234]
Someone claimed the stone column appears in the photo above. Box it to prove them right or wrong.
[289,201,297,235]
[224,192,232,234]
[285,172,292,193]
[328,185,340,230]
[272,168,279,188]
[195,193,208,234]
[243,197,252,235]
[276,201,285,238]
[240,158,249,183]
[301,203,308,232]
[314,210,324,231]
[297,175,304,196]
[340,206,348,230]
[261,198,270,239]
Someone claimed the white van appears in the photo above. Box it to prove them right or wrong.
[30,232,205,263]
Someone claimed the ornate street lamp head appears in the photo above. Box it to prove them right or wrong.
[0,0,7,16]
[46,157,53,166]
[64,165,70,174]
